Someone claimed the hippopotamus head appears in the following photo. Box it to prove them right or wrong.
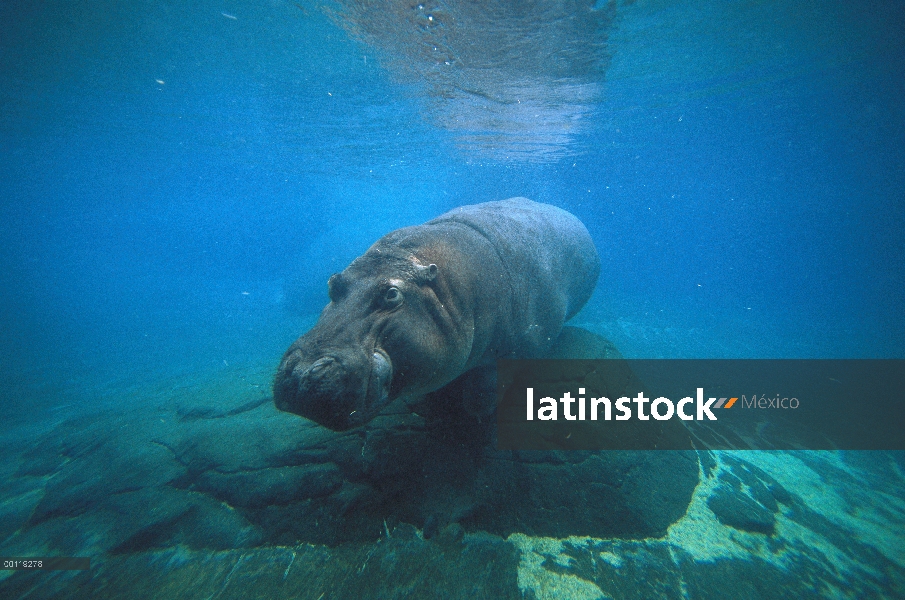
[274,243,473,431]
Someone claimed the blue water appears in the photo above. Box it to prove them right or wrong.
[1,1,904,597]
[0,3,901,393]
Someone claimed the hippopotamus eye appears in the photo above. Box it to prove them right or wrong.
[383,286,403,307]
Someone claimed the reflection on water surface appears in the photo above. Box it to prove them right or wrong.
[331,0,615,162]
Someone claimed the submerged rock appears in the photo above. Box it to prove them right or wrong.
[0,327,705,594]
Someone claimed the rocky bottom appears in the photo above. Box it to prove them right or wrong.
[3,450,903,599]
[1,329,903,598]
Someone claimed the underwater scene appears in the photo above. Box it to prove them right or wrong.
[1,0,903,598]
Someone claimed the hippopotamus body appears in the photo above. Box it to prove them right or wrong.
[274,197,600,431]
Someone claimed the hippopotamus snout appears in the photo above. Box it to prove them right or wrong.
[274,347,393,431]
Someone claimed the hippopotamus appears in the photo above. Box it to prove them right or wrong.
[274,197,600,431]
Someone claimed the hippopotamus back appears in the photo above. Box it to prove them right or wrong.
[274,197,600,430]
[428,198,599,354]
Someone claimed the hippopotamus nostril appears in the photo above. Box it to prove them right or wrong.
[306,356,336,376]
[295,357,341,391]
[281,349,304,371]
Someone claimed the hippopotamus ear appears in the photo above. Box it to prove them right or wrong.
[327,273,348,301]
[414,263,438,284]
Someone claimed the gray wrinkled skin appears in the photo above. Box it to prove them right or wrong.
[274,198,600,431]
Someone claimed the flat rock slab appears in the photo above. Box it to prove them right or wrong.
[0,529,522,599]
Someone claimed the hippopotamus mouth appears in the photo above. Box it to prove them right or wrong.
[274,347,393,431]
[366,348,393,411]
